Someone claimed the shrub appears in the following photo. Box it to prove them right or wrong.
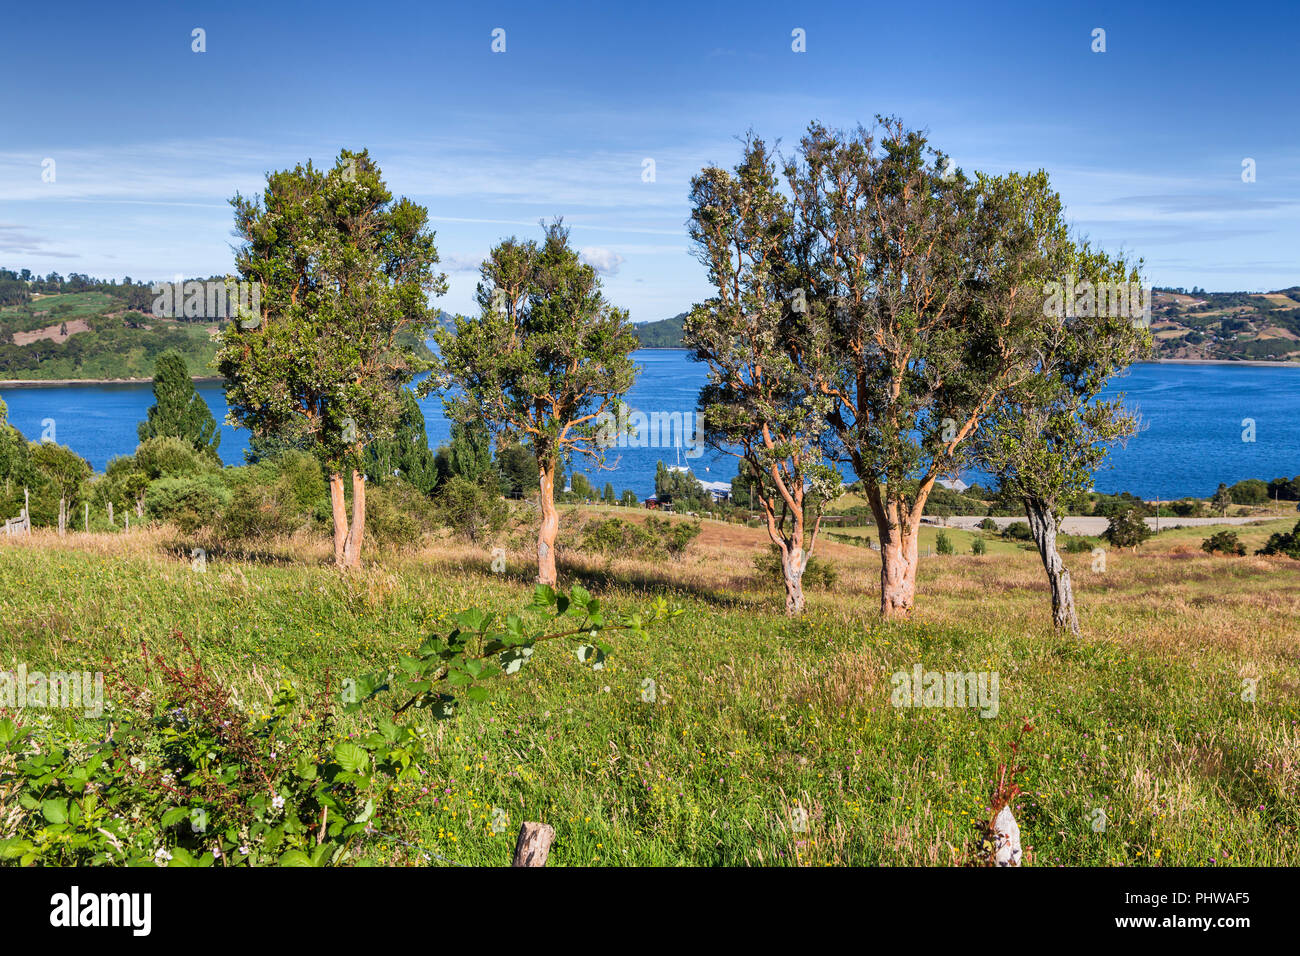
[582,516,656,555]
[644,516,702,559]
[1102,509,1153,551]
[436,476,508,543]
[971,537,986,555]
[1062,536,1094,554]
[1001,521,1032,541]
[145,474,231,533]
[361,480,438,548]
[1201,530,1247,556]
[220,453,328,541]
[1256,520,1300,559]
[134,436,210,481]
[935,531,954,555]
[978,517,998,532]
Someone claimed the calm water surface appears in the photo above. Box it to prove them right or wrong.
[2,353,1297,500]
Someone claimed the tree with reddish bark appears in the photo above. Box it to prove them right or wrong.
[218,149,446,568]
[785,119,1047,618]
[431,221,637,586]
[685,136,840,615]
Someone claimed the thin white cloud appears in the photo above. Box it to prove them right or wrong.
[580,247,625,275]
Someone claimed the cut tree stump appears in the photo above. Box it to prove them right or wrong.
[511,822,555,867]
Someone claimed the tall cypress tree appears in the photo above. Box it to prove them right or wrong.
[138,349,221,460]
[364,388,439,496]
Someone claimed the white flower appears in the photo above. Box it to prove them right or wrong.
[154,847,172,864]
[238,844,251,856]
[271,794,285,810]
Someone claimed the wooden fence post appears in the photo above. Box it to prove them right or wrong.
[511,822,555,867]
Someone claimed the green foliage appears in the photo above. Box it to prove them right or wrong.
[568,473,595,501]
[654,461,713,512]
[0,587,675,865]
[1229,479,1269,506]
[346,584,679,718]
[925,487,989,517]
[935,531,954,555]
[1266,475,1300,502]
[1061,536,1095,554]
[971,537,986,555]
[581,516,702,561]
[581,516,656,555]
[363,389,439,497]
[436,476,508,543]
[134,435,212,481]
[145,474,231,533]
[220,452,327,541]
[1256,521,1300,559]
[630,312,685,348]
[218,149,446,477]
[447,418,494,485]
[684,137,839,608]
[978,517,998,532]
[137,348,221,460]
[1202,530,1247,556]
[644,516,702,559]
[495,442,539,498]
[620,489,639,507]
[362,480,439,549]
[1102,509,1153,550]
[430,220,637,484]
[1001,521,1033,541]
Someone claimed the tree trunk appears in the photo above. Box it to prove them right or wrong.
[58,497,66,536]
[1024,497,1079,635]
[329,472,349,567]
[864,482,928,619]
[536,459,559,586]
[878,524,920,618]
[343,470,366,568]
[780,544,806,616]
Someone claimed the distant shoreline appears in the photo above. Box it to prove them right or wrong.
[1152,358,1300,368]
[0,376,224,388]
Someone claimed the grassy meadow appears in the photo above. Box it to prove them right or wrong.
[2,510,1298,866]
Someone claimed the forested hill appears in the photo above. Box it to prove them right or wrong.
[632,312,686,348]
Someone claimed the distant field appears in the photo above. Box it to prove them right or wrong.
[1,292,219,380]
[2,509,1297,866]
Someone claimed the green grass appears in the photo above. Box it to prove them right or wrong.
[2,524,1298,866]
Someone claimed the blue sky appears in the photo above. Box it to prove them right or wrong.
[2,0,1297,321]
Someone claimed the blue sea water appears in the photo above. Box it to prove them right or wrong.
[1,353,1297,500]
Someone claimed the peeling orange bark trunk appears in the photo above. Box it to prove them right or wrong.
[344,469,366,568]
[878,523,920,618]
[328,470,366,568]
[329,473,348,566]
[868,482,931,619]
[536,459,559,585]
